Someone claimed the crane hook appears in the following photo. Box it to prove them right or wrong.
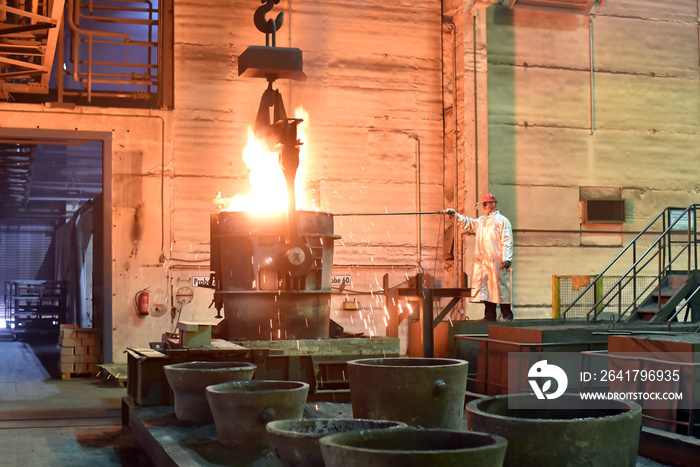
[254,0,284,47]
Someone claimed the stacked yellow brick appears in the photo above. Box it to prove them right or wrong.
[59,324,103,378]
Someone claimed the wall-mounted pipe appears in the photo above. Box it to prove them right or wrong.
[414,137,425,273]
[588,14,595,135]
[288,0,294,109]
[473,11,480,211]
[448,21,459,288]
[335,211,443,216]
[65,0,131,54]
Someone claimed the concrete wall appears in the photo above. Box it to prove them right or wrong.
[483,0,700,318]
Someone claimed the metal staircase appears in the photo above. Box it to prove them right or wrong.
[0,0,65,98]
[627,271,699,322]
[562,204,700,323]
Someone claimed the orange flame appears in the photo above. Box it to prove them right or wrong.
[218,107,316,214]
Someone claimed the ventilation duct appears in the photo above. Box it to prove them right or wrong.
[509,0,598,15]
[583,199,626,224]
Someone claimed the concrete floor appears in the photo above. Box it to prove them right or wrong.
[0,328,677,467]
[0,330,153,467]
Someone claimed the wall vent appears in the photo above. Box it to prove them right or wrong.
[510,0,598,15]
[584,199,626,224]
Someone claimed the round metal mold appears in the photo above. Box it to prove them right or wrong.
[266,418,407,467]
[465,393,642,467]
[319,427,508,467]
[205,380,309,453]
[163,360,256,425]
[347,357,469,429]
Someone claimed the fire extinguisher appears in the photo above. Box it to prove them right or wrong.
[135,288,150,315]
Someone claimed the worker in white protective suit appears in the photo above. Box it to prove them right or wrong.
[446,193,514,321]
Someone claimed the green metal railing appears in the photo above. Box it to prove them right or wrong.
[561,204,699,323]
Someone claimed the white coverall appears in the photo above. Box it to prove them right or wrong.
[454,210,513,304]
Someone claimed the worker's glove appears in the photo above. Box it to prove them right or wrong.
[502,260,512,270]
[445,208,456,217]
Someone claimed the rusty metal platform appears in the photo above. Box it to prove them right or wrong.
[126,337,397,407]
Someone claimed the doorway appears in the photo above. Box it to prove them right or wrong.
[0,128,112,370]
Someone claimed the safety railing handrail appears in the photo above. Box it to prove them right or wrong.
[61,0,160,104]
[666,281,700,324]
[586,211,693,321]
[592,235,693,321]
[597,272,658,321]
[562,209,668,320]
[562,204,699,322]
[562,210,667,321]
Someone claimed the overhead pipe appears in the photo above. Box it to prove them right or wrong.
[64,0,131,102]
[60,89,150,100]
[28,196,95,201]
[76,1,157,25]
[30,181,103,188]
[65,0,131,55]
[0,139,87,146]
